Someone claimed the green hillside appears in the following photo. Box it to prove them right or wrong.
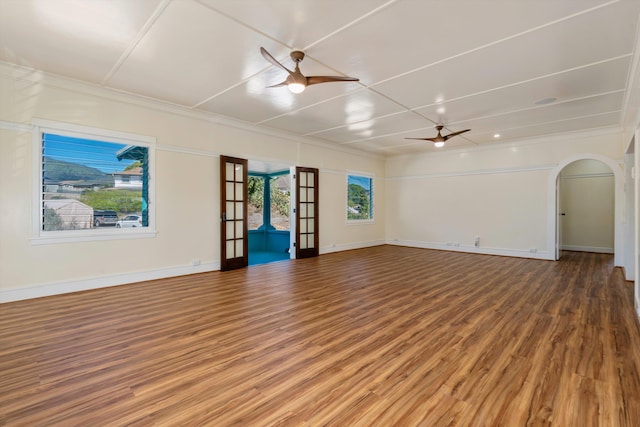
[43,157,113,186]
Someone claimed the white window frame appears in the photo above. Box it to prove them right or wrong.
[346,172,375,225]
[31,119,157,244]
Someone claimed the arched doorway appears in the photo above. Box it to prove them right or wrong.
[548,154,624,266]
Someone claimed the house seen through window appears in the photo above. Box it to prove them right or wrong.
[41,133,149,231]
[347,174,373,221]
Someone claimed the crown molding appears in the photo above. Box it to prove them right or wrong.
[0,61,384,161]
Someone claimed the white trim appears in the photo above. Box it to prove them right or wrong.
[157,143,219,157]
[2,240,390,302]
[385,164,556,181]
[320,239,385,254]
[346,219,375,226]
[622,7,640,135]
[0,120,33,132]
[0,261,220,303]
[33,118,157,145]
[547,153,624,266]
[560,245,614,254]
[560,172,614,179]
[387,239,552,260]
[0,61,383,161]
[31,119,157,243]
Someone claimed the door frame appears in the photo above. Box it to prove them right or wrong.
[547,153,623,266]
[295,166,319,259]
[220,155,248,271]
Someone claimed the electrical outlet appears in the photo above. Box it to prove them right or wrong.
[191,259,201,266]
[529,248,537,253]
[474,236,480,247]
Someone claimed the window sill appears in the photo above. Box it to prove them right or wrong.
[31,228,157,245]
[346,219,375,226]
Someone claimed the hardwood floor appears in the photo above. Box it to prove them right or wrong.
[1,246,640,426]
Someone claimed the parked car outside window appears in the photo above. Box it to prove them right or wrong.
[116,215,142,228]
[93,210,119,227]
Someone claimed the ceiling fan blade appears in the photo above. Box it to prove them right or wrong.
[260,47,293,75]
[442,129,471,141]
[307,76,359,86]
[266,81,288,88]
[404,137,438,142]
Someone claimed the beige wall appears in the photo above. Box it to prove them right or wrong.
[0,67,386,301]
[385,132,625,259]
[0,62,633,303]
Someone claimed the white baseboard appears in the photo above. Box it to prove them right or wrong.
[561,245,614,254]
[2,240,386,303]
[0,239,550,303]
[1,262,219,303]
[320,239,385,254]
[386,239,552,260]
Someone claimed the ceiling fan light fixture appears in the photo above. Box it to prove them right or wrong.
[434,141,445,148]
[287,82,306,94]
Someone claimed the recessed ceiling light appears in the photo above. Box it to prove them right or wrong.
[535,97,557,105]
[436,106,446,114]
[494,133,501,138]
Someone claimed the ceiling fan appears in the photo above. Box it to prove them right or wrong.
[405,125,471,148]
[260,46,359,94]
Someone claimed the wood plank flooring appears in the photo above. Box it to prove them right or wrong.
[1,246,640,426]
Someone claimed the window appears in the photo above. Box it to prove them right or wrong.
[347,174,373,221]
[270,174,290,230]
[33,120,155,243]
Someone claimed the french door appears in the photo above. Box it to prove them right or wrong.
[295,167,319,259]
[220,155,248,271]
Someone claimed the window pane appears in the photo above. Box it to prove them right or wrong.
[42,133,148,231]
[248,176,263,230]
[226,241,235,259]
[225,162,235,180]
[235,163,243,181]
[235,240,244,257]
[307,233,314,248]
[347,175,373,221]
[236,220,244,238]
[226,224,235,240]
[307,203,314,218]
[300,172,307,187]
[226,182,234,200]
[235,182,243,201]
[226,201,235,220]
[235,202,244,220]
[270,175,290,230]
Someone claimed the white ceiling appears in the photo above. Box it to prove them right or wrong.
[1,0,639,156]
